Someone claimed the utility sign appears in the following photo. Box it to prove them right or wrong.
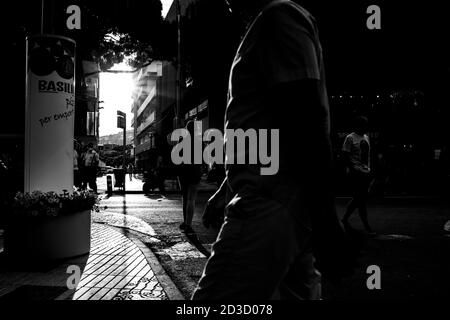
[117,111,126,129]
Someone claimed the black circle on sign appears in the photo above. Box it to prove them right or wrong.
[56,56,74,79]
[29,47,56,76]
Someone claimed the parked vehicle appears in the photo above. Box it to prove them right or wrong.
[98,165,115,176]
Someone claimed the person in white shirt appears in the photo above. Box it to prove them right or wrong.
[341,116,375,235]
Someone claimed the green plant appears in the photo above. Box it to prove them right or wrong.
[12,188,100,219]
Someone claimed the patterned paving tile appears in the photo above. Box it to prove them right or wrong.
[74,224,168,300]
[113,275,169,301]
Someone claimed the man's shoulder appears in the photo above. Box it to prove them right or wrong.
[264,0,313,15]
[345,133,356,140]
[261,0,316,28]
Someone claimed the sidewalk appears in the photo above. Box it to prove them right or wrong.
[0,222,183,300]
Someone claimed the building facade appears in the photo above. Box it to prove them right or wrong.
[131,62,170,171]
[131,54,211,172]
[75,60,101,147]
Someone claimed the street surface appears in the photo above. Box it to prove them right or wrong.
[98,192,216,298]
[97,180,450,300]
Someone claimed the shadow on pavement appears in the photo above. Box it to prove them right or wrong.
[184,231,212,258]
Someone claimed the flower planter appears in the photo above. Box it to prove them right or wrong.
[4,210,91,262]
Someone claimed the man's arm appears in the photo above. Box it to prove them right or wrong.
[342,151,352,171]
[255,4,342,232]
[268,79,335,218]
[342,137,355,170]
[267,79,358,283]
[213,178,228,199]
[202,177,227,229]
[256,4,342,235]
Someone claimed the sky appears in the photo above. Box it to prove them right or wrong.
[99,1,173,137]
[161,0,174,18]
[99,63,135,136]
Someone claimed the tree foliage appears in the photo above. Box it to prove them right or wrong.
[5,0,175,71]
[73,0,176,70]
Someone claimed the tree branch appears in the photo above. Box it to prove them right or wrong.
[84,60,154,77]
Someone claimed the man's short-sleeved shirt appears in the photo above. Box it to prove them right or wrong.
[342,133,371,173]
[83,150,99,167]
[224,0,329,192]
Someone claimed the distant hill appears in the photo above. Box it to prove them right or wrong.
[99,130,134,146]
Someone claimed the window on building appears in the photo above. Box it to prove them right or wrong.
[86,112,98,136]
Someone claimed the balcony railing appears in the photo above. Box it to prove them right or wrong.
[136,112,155,135]
[137,86,156,118]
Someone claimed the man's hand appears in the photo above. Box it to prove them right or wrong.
[202,179,227,229]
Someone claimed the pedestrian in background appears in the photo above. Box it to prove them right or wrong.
[82,143,100,194]
[178,121,202,235]
[155,155,166,193]
[127,163,134,181]
[73,140,82,189]
[341,116,376,235]
[79,144,87,190]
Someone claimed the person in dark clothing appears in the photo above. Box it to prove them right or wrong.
[178,121,203,235]
[155,155,166,193]
[127,163,134,181]
[81,143,99,193]
[193,0,357,300]
[73,140,82,189]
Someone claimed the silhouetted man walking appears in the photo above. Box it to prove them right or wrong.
[193,0,356,300]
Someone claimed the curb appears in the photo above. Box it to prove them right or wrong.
[116,228,185,301]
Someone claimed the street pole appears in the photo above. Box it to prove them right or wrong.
[133,102,138,168]
[117,111,127,192]
[40,0,45,34]
[123,119,126,171]
[49,0,55,34]
[122,115,126,193]
[174,0,181,130]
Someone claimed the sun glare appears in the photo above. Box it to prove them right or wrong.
[99,62,135,137]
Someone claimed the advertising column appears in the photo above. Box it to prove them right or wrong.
[25,35,76,193]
